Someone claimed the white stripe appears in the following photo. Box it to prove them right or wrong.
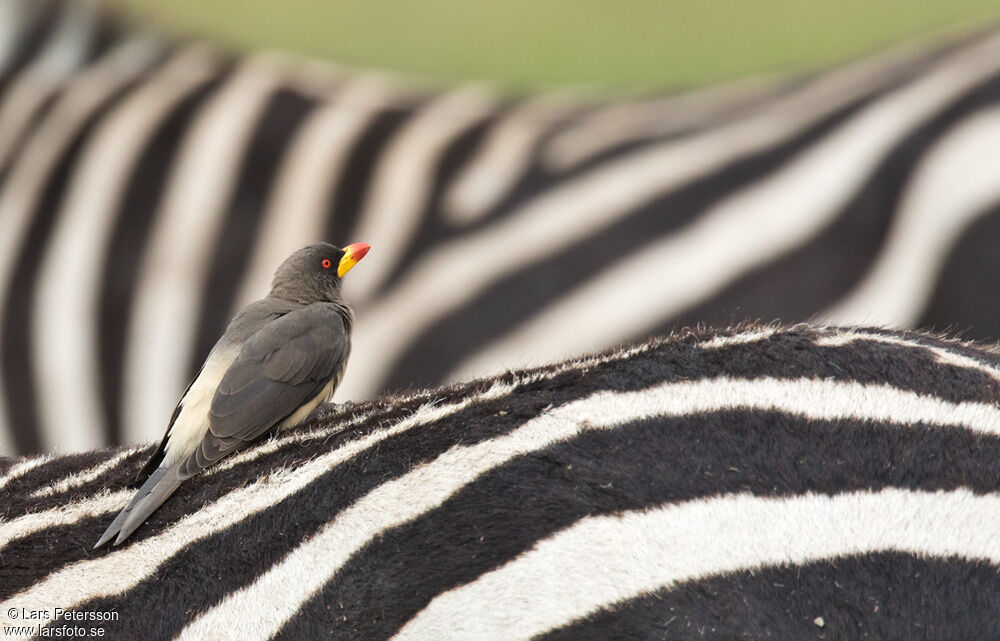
[231,76,396,311]
[543,77,781,172]
[0,454,52,492]
[0,36,162,455]
[394,488,1000,641]
[29,447,142,499]
[814,328,1000,383]
[336,31,944,400]
[176,376,1000,640]
[447,33,1000,383]
[442,92,580,225]
[820,106,1000,327]
[32,47,221,453]
[0,0,98,168]
[698,325,779,349]
[0,489,130,550]
[812,327,881,348]
[122,58,282,445]
[344,84,497,304]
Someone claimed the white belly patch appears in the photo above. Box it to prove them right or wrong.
[277,370,343,431]
[162,347,239,466]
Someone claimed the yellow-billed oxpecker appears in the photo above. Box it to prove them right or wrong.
[95,242,370,547]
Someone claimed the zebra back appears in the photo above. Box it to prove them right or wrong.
[3,324,1000,639]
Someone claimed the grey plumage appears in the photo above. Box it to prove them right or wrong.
[184,303,351,474]
[95,242,368,547]
[93,467,182,547]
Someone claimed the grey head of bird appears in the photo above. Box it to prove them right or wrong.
[269,242,371,304]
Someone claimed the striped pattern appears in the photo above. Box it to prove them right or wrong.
[3,324,1000,639]
[6,1,1000,455]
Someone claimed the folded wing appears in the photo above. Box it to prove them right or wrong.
[181,303,351,476]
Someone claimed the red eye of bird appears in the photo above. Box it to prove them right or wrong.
[321,259,332,269]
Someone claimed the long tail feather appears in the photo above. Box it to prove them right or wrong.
[94,465,183,547]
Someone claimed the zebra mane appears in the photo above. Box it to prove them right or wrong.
[4,323,1000,639]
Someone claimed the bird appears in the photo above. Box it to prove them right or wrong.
[95,242,370,548]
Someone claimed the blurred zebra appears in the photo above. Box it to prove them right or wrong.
[3,324,1000,639]
[4,0,1000,454]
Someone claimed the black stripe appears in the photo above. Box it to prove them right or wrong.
[377,108,501,291]
[849,324,1000,368]
[79,6,126,66]
[188,86,318,372]
[0,449,141,516]
[707,330,1000,403]
[324,104,415,244]
[539,553,1000,641]
[0,88,60,191]
[98,67,232,447]
[2,520,108,601]
[383,88,882,391]
[662,68,1000,334]
[918,201,1000,342]
[277,409,1000,639]
[0,55,165,454]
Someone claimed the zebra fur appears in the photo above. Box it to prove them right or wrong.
[5,0,1000,455]
[3,324,1000,639]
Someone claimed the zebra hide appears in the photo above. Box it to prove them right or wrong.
[6,0,1000,455]
[3,324,1000,640]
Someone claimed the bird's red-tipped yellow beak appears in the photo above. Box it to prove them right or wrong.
[338,242,370,277]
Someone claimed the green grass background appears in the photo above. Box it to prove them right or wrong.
[111,0,1000,91]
